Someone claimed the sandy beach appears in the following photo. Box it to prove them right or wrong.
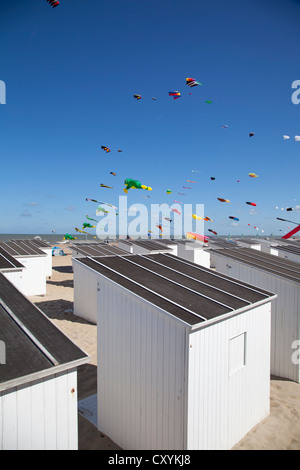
[28,247,300,450]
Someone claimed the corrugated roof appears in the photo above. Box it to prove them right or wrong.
[0,273,89,390]
[209,246,300,283]
[0,248,24,271]
[11,238,51,249]
[75,253,275,327]
[0,241,46,257]
[273,244,300,256]
[70,243,127,257]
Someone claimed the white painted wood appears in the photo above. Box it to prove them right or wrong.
[73,259,98,324]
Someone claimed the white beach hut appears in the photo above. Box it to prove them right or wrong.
[176,240,211,268]
[118,239,172,255]
[72,244,128,324]
[269,244,300,263]
[12,239,53,277]
[74,252,275,450]
[0,273,89,450]
[235,238,262,250]
[0,241,47,296]
[209,246,300,382]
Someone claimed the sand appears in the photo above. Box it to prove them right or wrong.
[28,247,300,450]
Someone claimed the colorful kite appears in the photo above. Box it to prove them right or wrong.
[82,223,95,229]
[208,229,218,235]
[75,228,91,235]
[166,189,172,194]
[123,178,152,193]
[186,78,202,87]
[217,198,230,203]
[246,201,257,206]
[187,180,197,183]
[63,233,76,240]
[205,100,213,104]
[248,173,258,178]
[117,149,123,152]
[229,216,239,221]
[169,91,181,100]
[221,125,228,129]
[182,186,191,189]
[101,146,111,153]
[172,208,181,215]
[110,172,116,176]
[86,215,98,222]
[192,214,203,221]
[133,94,142,100]
[164,217,172,222]
[86,198,118,209]
[156,225,163,232]
[186,232,209,243]
[46,0,60,7]
[100,184,113,189]
[96,206,109,214]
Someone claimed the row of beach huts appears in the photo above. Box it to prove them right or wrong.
[1,235,300,450]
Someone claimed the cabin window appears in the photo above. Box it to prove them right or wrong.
[228,332,246,376]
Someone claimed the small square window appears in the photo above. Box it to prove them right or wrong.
[228,332,246,376]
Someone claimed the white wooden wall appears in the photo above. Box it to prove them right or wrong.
[2,270,24,295]
[17,257,46,296]
[97,276,187,450]
[73,260,98,324]
[211,253,300,382]
[0,369,78,450]
[187,303,271,449]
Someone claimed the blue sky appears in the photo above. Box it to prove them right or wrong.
[1,0,300,236]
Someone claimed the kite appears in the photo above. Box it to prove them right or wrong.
[133,94,142,100]
[172,208,181,215]
[221,125,228,129]
[164,217,172,222]
[117,149,122,152]
[203,217,213,222]
[86,215,98,222]
[246,201,257,206]
[205,100,213,104]
[187,180,197,183]
[283,135,290,140]
[229,216,239,221]
[86,198,118,210]
[123,178,152,193]
[75,228,91,235]
[166,189,172,194]
[249,133,255,137]
[186,78,202,87]
[46,0,60,7]
[178,192,186,196]
[191,170,201,173]
[210,177,215,180]
[217,198,230,203]
[152,97,157,100]
[186,232,209,243]
[182,186,191,189]
[100,184,113,189]
[248,173,258,178]
[192,214,203,221]
[110,172,116,176]
[173,200,182,204]
[142,195,150,199]
[82,223,95,229]
[63,234,76,240]
[96,206,109,214]
[295,136,300,141]
[101,146,111,153]
[169,91,181,100]
[208,229,218,235]
[156,225,163,232]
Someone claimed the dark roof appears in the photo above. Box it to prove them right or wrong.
[70,243,127,257]
[0,273,89,390]
[150,238,178,245]
[235,238,260,245]
[74,253,275,327]
[273,244,300,256]
[0,247,24,271]
[120,239,172,252]
[209,246,300,283]
[11,238,51,249]
[208,238,238,248]
[0,241,46,257]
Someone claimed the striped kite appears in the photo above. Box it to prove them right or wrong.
[169,91,181,100]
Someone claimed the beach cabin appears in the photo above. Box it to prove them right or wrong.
[150,238,179,256]
[269,244,300,263]
[74,252,275,450]
[0,273,89,450]
[209,246,300,382]
[0,247,25,293]
[175,240,211,268]
[0,241,47,296]
[72,244,128,324]
[11,239,53,278]
[235,238,262,251]
[70,242,126,259]
[117,239,172,255]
